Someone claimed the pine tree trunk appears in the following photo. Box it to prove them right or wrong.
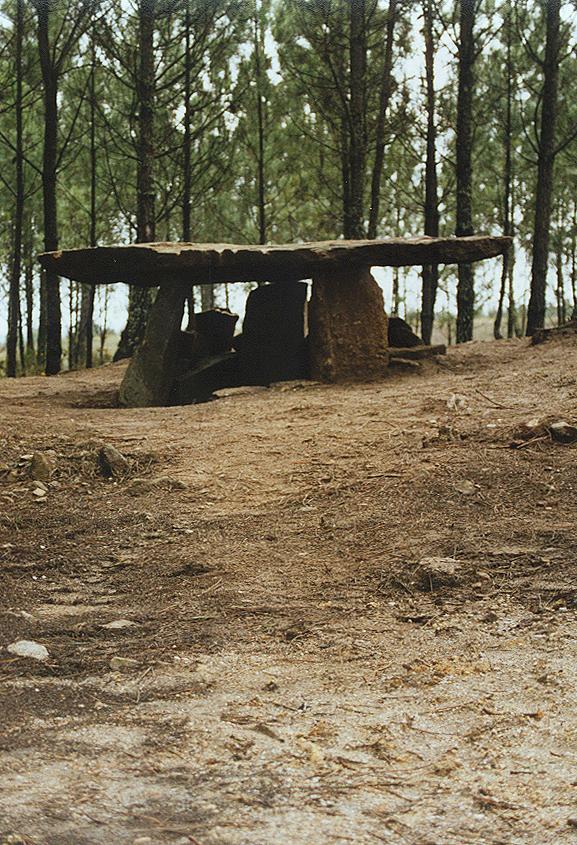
[181,1,198,328]
[420,0,439,345]
[556,225,565,325]
[182,1,192,244]
[526,0,560,335]
[7,0,24,378]
[254,1,266,245]
[367,0,396,240]
[37,1,62,374]
[507,249,517,338]
[24,228,34,358]
[494,11,514,341]
[78,29,97,369]
[37,271,47,367]
[348,0,366,239]
[341,119,351,238]
[571,202,577,319]
[115,0,156,360]
[455,0,476,343]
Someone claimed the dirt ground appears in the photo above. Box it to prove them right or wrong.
[1,335,577,845]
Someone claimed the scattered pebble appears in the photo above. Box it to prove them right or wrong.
[98,444,129,477]
[128,476,187,496]
[417,557,465,590]
[30,452,55,482]
[101,619,139,630]
[549,420,577,444]
[109,656,140,672]
[454,479,476,495]
[7,639,49,661]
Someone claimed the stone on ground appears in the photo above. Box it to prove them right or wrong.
[7,640,49,661]
[235,282,309,385]
[30,452,55,482]
[309,267,388,382]
[118,283,189,408]
[98,444,129,477]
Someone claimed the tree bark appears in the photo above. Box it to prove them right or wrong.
[571,201,577,320]
[24,223,34,358]
[182,0,192,244]
[420,0,439,345]
[115,0,156,360]
[494,11,514,341]
[7,0,24,378]
[455,0,476,343]
[348,0,366,239]
[78,29,97,368]
[37,0,62,374]
[367,0,397,240]
[254,0,266,245]
[526,0,560,335]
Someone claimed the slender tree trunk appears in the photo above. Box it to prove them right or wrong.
[7,0,24,378]
[556,241,565,325]
[254,0,266,245]
[348,0,366,239]
[78,29,97,368]
[341,118,352,237]
[181,1,198,328]
[37,272,47,367]
[494,12,514,341]
[367,0,396,240]
[526,0,560,335]
[455,0,476,343]
[555,200,566,325]
[18,306,25,372]
[571,201,577,319]
[507,250,517,337]
[24,224,34,358]
[182,1,192,244]
[37,1,62,374]
[115,0,156,360]
[420,0,439,344]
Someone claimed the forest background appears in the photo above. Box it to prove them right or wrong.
[0,0,576,376]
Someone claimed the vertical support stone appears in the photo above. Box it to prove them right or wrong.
[118,282,188,407]
[309,265,389,382]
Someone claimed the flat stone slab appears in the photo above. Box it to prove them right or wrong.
[38,236,511,287]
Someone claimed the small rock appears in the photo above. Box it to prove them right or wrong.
[30,452,55,482]
[7,639,49,661]
[109,656,140,672]
[510,418,548,444]
[101,619,139,630]
[447,393,468,411]
[32,488,48,499]
[33,480,49,492]
[454,479,476,495]
[128,476,187,496]
[549,420,577,444]
[417,557,464,590]
[98,444,130,477]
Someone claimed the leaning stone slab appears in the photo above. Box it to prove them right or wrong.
[118,282,189,408]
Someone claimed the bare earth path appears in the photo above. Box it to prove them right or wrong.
[1,336,577,845]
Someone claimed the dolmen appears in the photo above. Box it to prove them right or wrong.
[38,236,511,407]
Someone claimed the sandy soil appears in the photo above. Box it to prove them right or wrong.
[1,336,577,845]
